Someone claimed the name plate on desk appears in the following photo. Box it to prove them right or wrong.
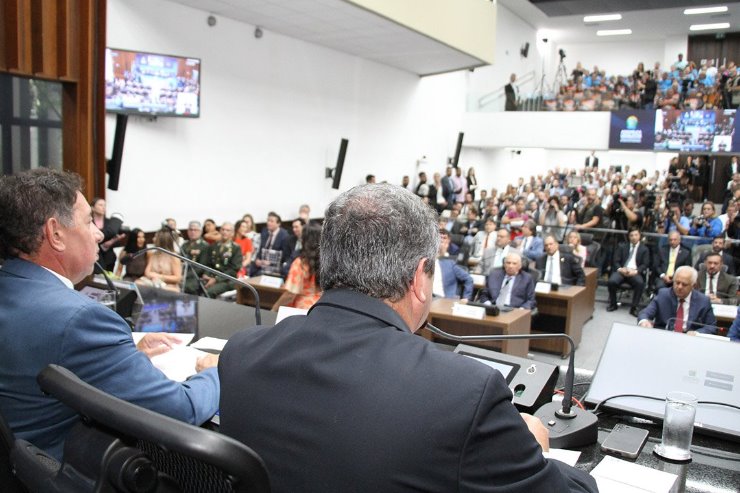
[712,303,737,319]
[260,276,284,288]
[471,274,486,286]
[535,282,551,294]
[452,303,486,320]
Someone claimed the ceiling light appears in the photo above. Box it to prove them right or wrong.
[689,22,731,31]
[684,6,728,15]
[584,14,622,23]
[596,29,632,36]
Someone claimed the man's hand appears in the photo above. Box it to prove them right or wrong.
[136,333,181,358]
[709,294,721,304]
[196,353,219,372]
[520,413,549,452]
[638,320,653,328]
[203,276,216,288]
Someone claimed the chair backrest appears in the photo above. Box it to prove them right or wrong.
[578,232,594,246]
[528,266,541,283]
[36,365,270,493]
[0,407,29,493]
[586,241,601,268]
[691,243,713,267]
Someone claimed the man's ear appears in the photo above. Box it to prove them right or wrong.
[45,217,66,253]
[410,257,430,304]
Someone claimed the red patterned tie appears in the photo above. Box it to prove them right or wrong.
[674,299,685,333]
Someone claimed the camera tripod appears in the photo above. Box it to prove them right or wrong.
[551,59,568,93]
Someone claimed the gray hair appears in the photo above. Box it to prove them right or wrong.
[320,183,439,302]
[0,168,81,259]
[188,220,202,229]
[674,265,698,284]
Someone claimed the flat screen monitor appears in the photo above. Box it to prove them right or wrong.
[105,47,201,117]
[134,295,198,336]
[608,109,656,150]
[585,323,740,442]
[654,109,735,153]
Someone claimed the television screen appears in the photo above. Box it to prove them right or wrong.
[608,109,656,150]
[105,47,201,117]
[654,109,735,153]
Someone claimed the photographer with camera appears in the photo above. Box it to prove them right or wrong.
[608,193,643,231]
[658,201,690,236]
[690,202,724,245]
[539,195,568,242]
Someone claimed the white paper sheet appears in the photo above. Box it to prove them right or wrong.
[275,306,308,323]
[590,456,677,493]
[190,336,228,352]
[543,448,581,467]
[150,346,208,382]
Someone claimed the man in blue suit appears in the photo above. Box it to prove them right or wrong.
[638,266,717,334]
[250,211,292,277]
[518,220,544,261]
[480,252,536,309]
[0,169,219,461]
[434,229,473,299]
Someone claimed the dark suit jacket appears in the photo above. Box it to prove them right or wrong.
[480,269,536,309]
[612,242,650,276]
[441,175,455,205]
[219,289,597,492]
[535,252,586,286]
[696,270,738,305]
[584,156,599,168]
[251,227,292,276]
[504,83,517,111]
[654,245,691,276]
[638,287,717,333]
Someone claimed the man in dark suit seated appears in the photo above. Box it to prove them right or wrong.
[479,251,536,309]
[218,184,597,493]
[694,236,736,275]
[535,235,585,286]
[638,266,717,334]
[434,229,473,300]
[696,253,738,305]
[607,228,650,316]
[653,230,691,291]
[249,211,291,277]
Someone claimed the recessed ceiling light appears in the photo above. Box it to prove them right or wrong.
[584,14,622,23]
[689,22,731,31]
[684,6,728,15]
[596,29,632,36]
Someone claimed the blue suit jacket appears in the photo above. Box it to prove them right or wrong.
[727,306,740,342]
[637,287,717,334]
[438,257,473,299]
[0,258,219,460]
[480,269,536,309]
[521,236,544,261]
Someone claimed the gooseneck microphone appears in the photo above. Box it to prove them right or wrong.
[132,247,262,325]
[94,261,117,294]
[424,322,598,449]
[664,317,718,333]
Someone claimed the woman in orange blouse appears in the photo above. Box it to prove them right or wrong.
[234,219,254,277]
[272,223,322,311]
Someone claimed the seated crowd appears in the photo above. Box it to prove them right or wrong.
[542,53,740,112]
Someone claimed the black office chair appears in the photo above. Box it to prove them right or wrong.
[585,241,601,268]
[0,406,60,493]
[30,365,270,493]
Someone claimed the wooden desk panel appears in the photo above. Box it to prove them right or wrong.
[532,285,589,357]
[583,267,597,319]
[236,276,287,310]
[424,299,532,357]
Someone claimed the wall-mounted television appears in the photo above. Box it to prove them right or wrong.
[654,109,735,153]
[105,47,201,118]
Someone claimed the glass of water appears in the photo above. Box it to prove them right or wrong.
[654,391,697,462]
[99,290,117,312]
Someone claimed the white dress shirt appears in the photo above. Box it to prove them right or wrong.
[545,251,562,285]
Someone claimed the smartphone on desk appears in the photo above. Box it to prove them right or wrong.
[600,424,649,459]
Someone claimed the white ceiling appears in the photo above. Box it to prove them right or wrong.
[166,0,486,76]
[500,0,740,45]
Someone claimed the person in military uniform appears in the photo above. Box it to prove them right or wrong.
[201,222,242,297]
[182,220,210,295]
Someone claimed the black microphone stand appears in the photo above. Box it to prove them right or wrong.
[132,247,262,325]
[424,323,598,449]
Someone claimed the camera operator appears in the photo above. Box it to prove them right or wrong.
[539,195,568,242]
[690,201,724,245]
[658,201,690,236]
[609,193,643,231]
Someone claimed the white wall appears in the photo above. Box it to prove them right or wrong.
[105,0,466,230]
[555,40,667,77]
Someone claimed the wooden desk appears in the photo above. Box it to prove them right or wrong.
[532,285,590,357]
[423,299,532,357]
[583,267,597,319]
[236,276,287,310]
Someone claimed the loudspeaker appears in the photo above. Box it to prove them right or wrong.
[520,42,530,58]
[107,114,128,191]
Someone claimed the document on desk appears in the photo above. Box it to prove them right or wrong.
[151,346,209,382]
[190,336,228,352]
[590,456,676,493]
[543,448,580,467]
[711,303,737,319]
[131,332,194,346]
[275,306,308,323]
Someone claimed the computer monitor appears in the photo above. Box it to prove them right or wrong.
[585,323,740,442]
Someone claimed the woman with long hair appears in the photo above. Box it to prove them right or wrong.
[91,197,126,271]
[115,228,147,280]
[202,218,222,244]
[234,219,254,277]
[136,228,182,292]
[567,231,587,266]
[241,213,261,253]
[272,223,322,310]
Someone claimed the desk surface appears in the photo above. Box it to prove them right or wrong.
[426,299,532,357]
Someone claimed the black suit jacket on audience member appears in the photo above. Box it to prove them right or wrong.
[612,242,650,276]
[504,83,517,111]
[535,252,586,286]
[256,227,291,265]
[695,251,736,276]
[654,245,691,275]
